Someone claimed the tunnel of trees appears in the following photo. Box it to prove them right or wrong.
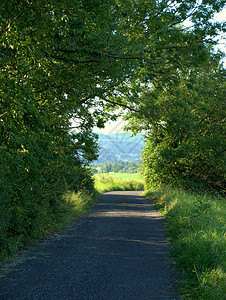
[0,0,225,257]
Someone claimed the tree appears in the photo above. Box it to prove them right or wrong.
[125,59,225,189]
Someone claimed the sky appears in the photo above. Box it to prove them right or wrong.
[93,116,128,135]
[213,7,226,57]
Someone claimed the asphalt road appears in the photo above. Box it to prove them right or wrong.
[0,191,179,299]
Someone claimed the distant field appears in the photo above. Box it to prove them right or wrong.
[94,172,144,193]
[94,172,143,180]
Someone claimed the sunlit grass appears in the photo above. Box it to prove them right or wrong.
[55,190,99,228]
[94,173,144,193]
[144,187,226,299]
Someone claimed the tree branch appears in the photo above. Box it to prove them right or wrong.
[53,48,159,63]
[46,52,101,64]
[0,112,8,119]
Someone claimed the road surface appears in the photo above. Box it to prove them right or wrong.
[0,191,179,299]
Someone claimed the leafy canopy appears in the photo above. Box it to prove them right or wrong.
[0,0,225,256]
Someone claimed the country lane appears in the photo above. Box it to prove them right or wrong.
[0,191,179,299]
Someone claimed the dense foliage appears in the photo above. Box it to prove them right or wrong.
[0,0,225,258]
[126,63,225,190]
[120,3,225,190]
[127,59,225,190]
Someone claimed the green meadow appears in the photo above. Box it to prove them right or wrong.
[94,172,144,193]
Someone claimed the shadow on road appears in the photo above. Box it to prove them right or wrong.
[0,191,179,300]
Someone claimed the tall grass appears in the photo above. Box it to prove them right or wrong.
[144,187,226,299]
[94,173,144,193]
[52,190,99,229]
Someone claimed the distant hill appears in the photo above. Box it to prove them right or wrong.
[94,132,145,163]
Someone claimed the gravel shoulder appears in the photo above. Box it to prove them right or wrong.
[0,191,179,299]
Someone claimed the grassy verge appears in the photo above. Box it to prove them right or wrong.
[144,187,225,299]
[50,189,100,230]
[94,173,144,193]
[0,190,99,263]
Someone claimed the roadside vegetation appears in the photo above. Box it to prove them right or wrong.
[0,189,99,262]
[144,186,225,299]
[94,172,144,193]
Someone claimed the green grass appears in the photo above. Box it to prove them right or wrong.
[52,190,100,229]
[0,190,99,262]
[144,187,226,299]
[94,172,144,193]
